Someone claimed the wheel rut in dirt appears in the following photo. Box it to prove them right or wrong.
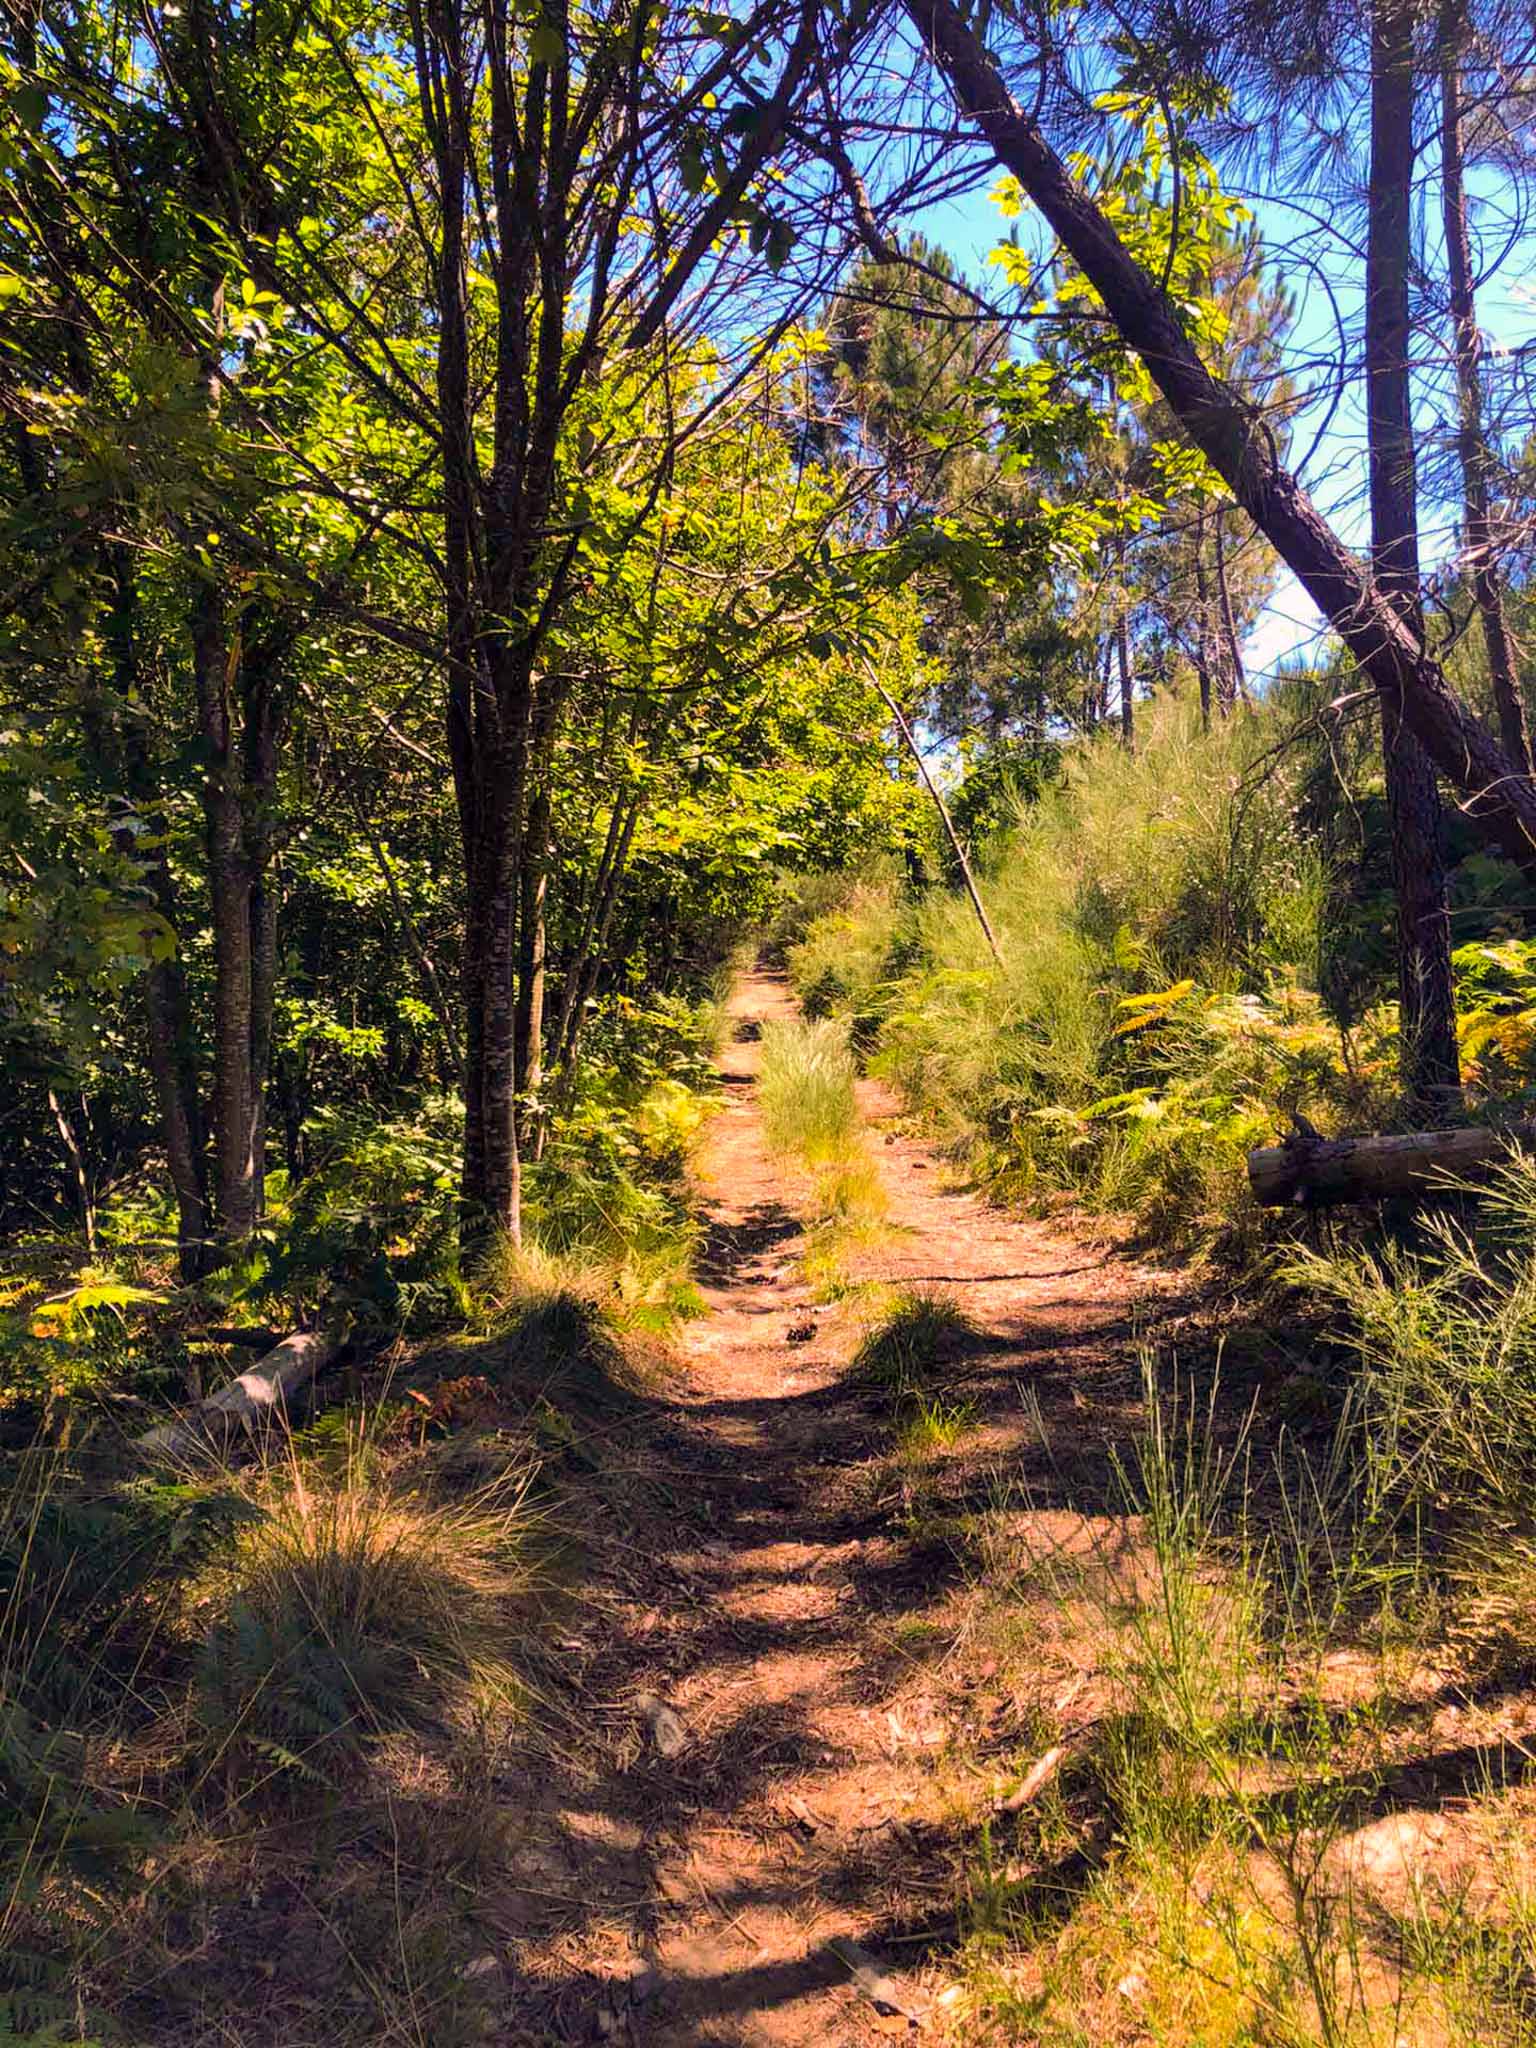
[492,971,1180,2045]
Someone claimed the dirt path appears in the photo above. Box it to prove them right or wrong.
[493,972,1179,2045]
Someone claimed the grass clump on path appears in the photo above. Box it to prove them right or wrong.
[757,1014,862,1164]
[853,1285,976,1397]
[757,1013,890,1297]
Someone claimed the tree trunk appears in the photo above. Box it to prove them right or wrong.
[1367,0,1460,1113]
[514,676,568,1143]
[1440,0,1533,778]
[902,0,1536,866]
[1249,1119,1536,1206]
[107,540,209,1275]
[1213,509,1245,711]
[462,792,524,1253]
[871,669,1003,963]
[1115,598,1134,749]
[192,579,257,1245]
[1193,507,1213,728]
[242,658,281,1220]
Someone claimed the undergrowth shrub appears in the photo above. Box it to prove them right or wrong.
[1286,1152,1536,1530]
[806,699,1386,1251]
[786,875,905,1030]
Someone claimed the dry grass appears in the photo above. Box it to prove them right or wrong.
[193,1440,537,1776]
[853,1347,1536,2048]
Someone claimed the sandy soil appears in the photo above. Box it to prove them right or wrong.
[489,971,1181,2045]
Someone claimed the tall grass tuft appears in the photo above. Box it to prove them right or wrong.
[196,1442,534,1776]
[755,1013,892,1296]
[756,1015,861,1164]
[1285,1150,1536,1530]
[852,1286,976,1398]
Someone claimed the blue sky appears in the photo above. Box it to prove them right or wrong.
[911,149,1536,687]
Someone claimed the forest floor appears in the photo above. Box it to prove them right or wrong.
[489,971,1188,2044]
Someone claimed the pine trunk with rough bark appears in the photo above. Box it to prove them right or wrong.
[1366,0,1461,1113]
[1440,0,1533,777]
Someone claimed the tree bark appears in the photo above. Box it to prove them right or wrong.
[1193,506,1214,728]
[191,579,258,1246]
[1249,1119,1536,1205]
[1213,508,1245,711]
[1366,0,1460,1113]
[1440,0,1533,778]
[1115,593,1134,749]
[902,0,1536,865]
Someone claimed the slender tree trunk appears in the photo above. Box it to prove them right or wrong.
[242,661,281,1221]
[1213,509,1245,711]
[902,0,1536,865]
[514,676,569,1143]
[1440,0,1533,777]
[47,1089,95,1252]
[1193,507,1214,728]
[106,540,209,1274]
[871,670,1002,963]
[1115,594,1134,749]
[1367,0,1460,1112]
[463,734,526,1250]
[191,580,259,1244]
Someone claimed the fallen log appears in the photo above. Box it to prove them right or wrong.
[137,1327,344,1461]
[1248,1119,1536,1206]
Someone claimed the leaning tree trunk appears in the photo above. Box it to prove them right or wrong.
[1366,0,1461,1114]
[1440,0,1533,778]
[901,0,1536,867]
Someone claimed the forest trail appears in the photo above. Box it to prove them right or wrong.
[496,972,1178,2044]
